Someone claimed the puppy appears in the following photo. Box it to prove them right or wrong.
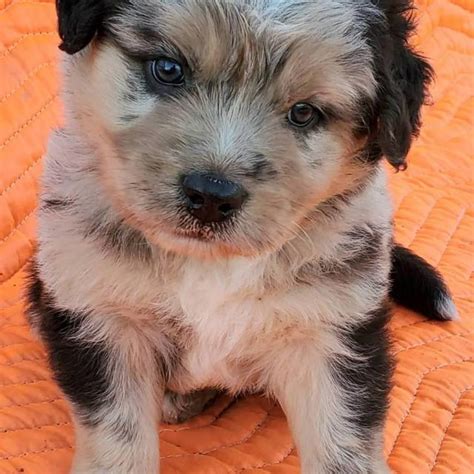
[27,1,457,472]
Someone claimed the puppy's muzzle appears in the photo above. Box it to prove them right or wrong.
[182,173,247,224]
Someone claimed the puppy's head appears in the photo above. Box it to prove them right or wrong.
[57,0,432,258]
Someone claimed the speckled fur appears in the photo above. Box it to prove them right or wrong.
[26,1,448,473]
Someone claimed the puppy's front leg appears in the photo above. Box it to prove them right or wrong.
[267,316,391,473]
[38,310,162,473]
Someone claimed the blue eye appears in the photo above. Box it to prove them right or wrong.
[148,57,184,86]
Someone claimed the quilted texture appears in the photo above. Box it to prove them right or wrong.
[0,0,472,472]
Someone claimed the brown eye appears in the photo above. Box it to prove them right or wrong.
[288,102,322,128]
[149,57,184,86]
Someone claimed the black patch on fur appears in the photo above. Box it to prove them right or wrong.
[26,264,111,425]
[363,1,434,169]
[84,211,152,261]
[390,244,454,320]
[331,303,393,435]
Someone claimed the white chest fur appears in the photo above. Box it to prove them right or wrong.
[169,245,386,393]
[173,257,271,390]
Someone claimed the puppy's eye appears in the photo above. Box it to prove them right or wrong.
[288,103,323,128]
[148,57,184,86]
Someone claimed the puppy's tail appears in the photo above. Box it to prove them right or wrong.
[390,244,458,321]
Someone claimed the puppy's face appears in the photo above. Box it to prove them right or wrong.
[59,0,431,258]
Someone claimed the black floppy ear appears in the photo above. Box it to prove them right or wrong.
[370,2,433,170]
[56,0,107,54]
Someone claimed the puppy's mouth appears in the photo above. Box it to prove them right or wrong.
[154,224,251,259]
[173,204,238,242]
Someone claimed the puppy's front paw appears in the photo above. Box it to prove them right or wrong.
[72,456,157,474]
[162,389,218,424]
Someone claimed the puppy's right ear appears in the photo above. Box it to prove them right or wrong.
[56,0,107,54]
[367,1,433,171]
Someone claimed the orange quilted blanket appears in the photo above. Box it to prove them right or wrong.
[0,0,472,472]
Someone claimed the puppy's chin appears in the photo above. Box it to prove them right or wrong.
[148,228,259,260]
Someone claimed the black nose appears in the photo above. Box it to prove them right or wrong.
[182,173,247,223]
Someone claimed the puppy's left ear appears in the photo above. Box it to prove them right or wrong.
[56,0,108,54]
[371,4,433,170]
